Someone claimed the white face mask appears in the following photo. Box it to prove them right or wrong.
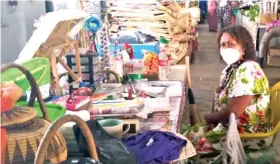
[220,48,241,65]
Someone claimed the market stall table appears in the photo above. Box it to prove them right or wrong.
[138,81,186,133]
[51,80,186,133]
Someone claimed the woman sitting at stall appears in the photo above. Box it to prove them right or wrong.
[185,25,272,153]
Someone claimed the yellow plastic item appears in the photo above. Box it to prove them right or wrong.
[240,82,280,143]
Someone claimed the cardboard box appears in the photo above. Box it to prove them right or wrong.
[259,13,278,25]
[267,48,280,67]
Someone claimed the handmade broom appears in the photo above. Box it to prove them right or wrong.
[185,55,202,126]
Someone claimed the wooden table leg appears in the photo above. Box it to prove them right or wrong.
[74,41,82,77]
[56,43,81,82]
[57,57,80,81]
[51,53,60,94]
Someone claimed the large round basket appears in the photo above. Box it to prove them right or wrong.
[35,115,99,164]
[1,63,67,164]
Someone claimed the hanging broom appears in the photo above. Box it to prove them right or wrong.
[185,55,202,126]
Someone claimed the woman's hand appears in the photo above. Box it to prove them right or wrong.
[206,123,216,131]
[204,114,211,124]
[204,110,229,125]
[205,95,253,125]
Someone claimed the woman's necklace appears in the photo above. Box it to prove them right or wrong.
[218,60,244,94]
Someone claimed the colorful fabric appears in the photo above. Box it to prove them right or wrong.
[185,61,272,154]
[123,130,187,164]
[1,82,23,113]
[220,1,233,28]
[266,20,280,32]
[217,60,244,94]
[1,128,7,164]
[199,0,207,22]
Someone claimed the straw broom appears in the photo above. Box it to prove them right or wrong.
[185,55,202,126]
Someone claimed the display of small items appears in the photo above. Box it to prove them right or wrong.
[98,18,123,83]
[99,24,111,70]
[111,20,121,57]
[66,53,100,94]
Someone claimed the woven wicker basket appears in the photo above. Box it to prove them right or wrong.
[1,63,67,164]
[35,115,99,164]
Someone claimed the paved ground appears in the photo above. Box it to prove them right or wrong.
[169,23,280,153]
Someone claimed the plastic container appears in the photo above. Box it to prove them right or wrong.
[159,37,169,51]
[113,56,124,78]
[159,37,171,74]
[15,102,66,122]
[128,74,144,81]
[165,45,172,74]
[1,57,51,91]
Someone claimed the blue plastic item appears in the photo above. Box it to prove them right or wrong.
[84,17,102,33]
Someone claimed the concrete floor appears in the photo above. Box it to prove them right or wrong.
[169,23,280,152]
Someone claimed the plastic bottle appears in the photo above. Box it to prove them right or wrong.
[114,50,124,78]
[165,45,172,74]
[158,49,169,80]
[159,37,169,51]
[159,37,171,74]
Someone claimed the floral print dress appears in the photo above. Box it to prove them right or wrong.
[220,1,233,28]
[185,61,272,153]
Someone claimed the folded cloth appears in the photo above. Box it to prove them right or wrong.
[266,20,280,32]
[222,113,246,164]
[122,130,187,164]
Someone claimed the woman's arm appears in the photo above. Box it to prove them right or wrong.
[211,100,215,113]
[205,95,254,124]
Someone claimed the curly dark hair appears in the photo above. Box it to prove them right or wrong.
[217,25,256,61]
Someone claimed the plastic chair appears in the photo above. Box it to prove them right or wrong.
[240,81,280,142]
[214,82,280,163]
[194,82,280,163]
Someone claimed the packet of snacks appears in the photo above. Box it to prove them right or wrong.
[142,50,159,75]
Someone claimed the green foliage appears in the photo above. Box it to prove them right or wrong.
[205,129,227,143]
[240,4,260,22]
[180,124,191,134]
[248,4,260,21]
